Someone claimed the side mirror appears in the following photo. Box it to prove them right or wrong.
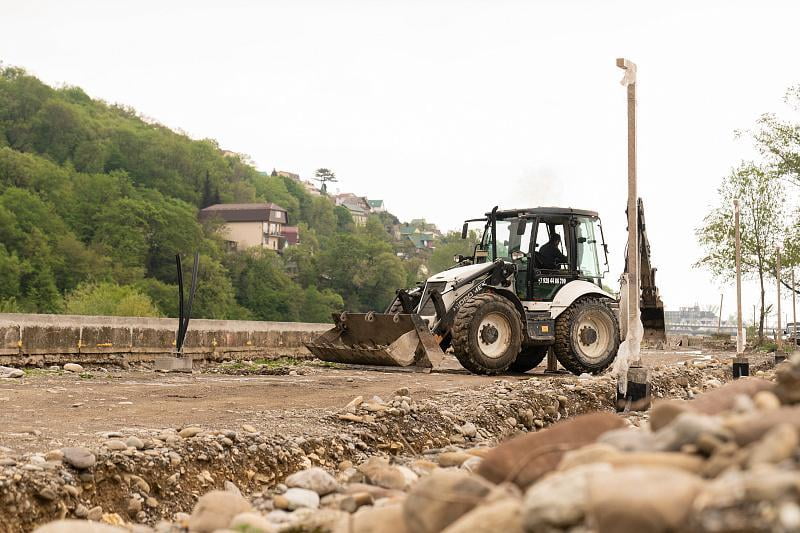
[453,254,465,263]
[461,223,468,239]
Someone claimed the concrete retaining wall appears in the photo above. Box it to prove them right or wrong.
[0,313,331,367]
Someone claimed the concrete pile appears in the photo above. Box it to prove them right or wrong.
[32,353,800,533]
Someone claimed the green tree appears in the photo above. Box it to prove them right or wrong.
[64,282,161,317]
[695,163,788,343]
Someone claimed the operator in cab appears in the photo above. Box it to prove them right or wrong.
[539,233,568,269]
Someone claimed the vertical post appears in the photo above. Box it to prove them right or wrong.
[717,293,723,334]
[733,199,748,377]
[776,246,784,362]
[615,58,649,411]
[792,269,797,349]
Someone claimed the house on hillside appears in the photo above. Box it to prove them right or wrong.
[367,199,385,213]
[276,170,300,180]
[396,223,435,253]
[334,193,371,226]
[199,202,296,251]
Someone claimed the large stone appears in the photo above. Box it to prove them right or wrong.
[691,378,774,415]
[63,363,84,373]
[557,443,703,473]
[33,521,126,533]
[283,487,320,510]
[188,490,252,533]
[597,428,658,452]
[61,447,96,469]
[0,366,23,378]
[652,412,731,452]
[442,498,524,533]
[478,412,626,488]
[725,406,800,446]
[403,470,493,533]
[286,467,339,496]
[746,424,798,467]
[587,466,703,533]
[649,400,691,431]
[524,463,613,530]
[774,355,800,404]
[357,456,407,490]
[229,512,276,532]
[353,504,408,533]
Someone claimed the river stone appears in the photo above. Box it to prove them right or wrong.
[105,440,127,451]
[126,436,144,450]
[442,498,524,533]
[725,406,800,446]
[652,412,731,452]
[403,470,493,533]
[649,400,691,431]
[587,466,703,533]
[229,512,277,532]
[358,456,407,490]
[61,447,95,469]
[478,412,626,488]
[286,467,339,495]
[179,427,203,438]
[690,378,774,415]
[0,366,23,378]
[188,490,252,533]
[753,390,782,411]
[283,487,320,510]
[354,504,408,533]
[34,521,124,533]
[597,427,658,452]
[746,423,798,467]
[524,463,613,530]
[63,363,84,373]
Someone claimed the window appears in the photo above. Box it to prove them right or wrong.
[575,217,602,278]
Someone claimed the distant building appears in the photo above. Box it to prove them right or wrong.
[367,199,385,213]
[277,170,300,180]
[397,223,435,252]
[302,180,321,196]
[199,203,288,251]
[334,193,372,226]
[281,225,300,246]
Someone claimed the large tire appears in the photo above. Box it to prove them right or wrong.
[451,293,523,375]
[554,297,620,375]
[510,345,549,373]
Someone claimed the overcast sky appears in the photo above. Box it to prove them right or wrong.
[3,0,799,325]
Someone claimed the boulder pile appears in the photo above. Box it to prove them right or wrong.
[34,353,800,533]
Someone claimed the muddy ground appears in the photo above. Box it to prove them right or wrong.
[0,348,777,532]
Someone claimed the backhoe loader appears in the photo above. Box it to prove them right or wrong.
[306,203,665,375]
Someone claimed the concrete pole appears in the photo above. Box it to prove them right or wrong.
[734,199,744,354]
[792,269,797,348]
[777,246,782,353]
[617,57,640,364]
[717,293,723,334]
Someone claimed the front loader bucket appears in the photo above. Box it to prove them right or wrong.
[641,306,667,344]
[305,312,445,369]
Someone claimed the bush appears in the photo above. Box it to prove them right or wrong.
[64,282,161,317]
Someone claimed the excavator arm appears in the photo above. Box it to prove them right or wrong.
[625,198,667,344]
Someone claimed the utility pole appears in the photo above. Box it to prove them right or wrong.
[733,199,747,377]
[717,293,723,334]
[615,57,649,411]
[792,269,797,349]
[776,245,785,362]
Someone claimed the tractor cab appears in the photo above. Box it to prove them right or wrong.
[461,207,610,302]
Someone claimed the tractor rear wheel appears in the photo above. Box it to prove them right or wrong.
[510,345,549,373]
[554,297,619,375]
[451,293,523,375]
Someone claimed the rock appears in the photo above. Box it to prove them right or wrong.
[229,512,276,532]
[524,463,612,530]
[691,378,774,415]
[587,466,703,533]
[345,396,364,411]
[286,467,339,496]
[87,506,103,521]
[0,366,23,378]
[283,487,320,510]
[478,412,626,488]
[725,406,800,446]
[403,470,493,533]
[753,390,782,411]
[126,436,144,450]
[224,480,242,496]
[396,465,419,488]
[105,440,127,451]
[45,449,64,462]
[344,483,405,500]
[746,423,798,467]
[652,412,731,452]
[33,520,126,533]
[442,498,523,533]
[127,498,142,516]
[354,504,408,533]
[649,400,691,431]
[358,457,407,490]
[438,451,473,467]
[38,488,58,501]
[460,422,477,438]
[63,363,84,373]
[188,490,252,533]
[242,424,257,433]
[179,427,202,438]
[774,357,800,404]
[292,509,349,532]
[61,447,96,469]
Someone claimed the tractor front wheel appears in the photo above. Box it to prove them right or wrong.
[554,297,619,375]
[451,293,523,375]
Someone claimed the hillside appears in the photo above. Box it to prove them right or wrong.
[0,66,458,321]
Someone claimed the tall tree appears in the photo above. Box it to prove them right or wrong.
[314,168,337,194]
[695,162,788,343]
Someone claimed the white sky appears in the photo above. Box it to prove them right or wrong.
[3,0,800,325]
